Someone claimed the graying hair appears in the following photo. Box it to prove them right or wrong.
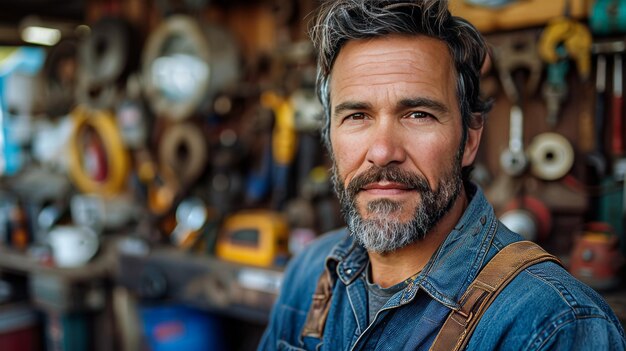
[309,0,492,178]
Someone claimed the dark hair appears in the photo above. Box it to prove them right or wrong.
[309,0,492,169]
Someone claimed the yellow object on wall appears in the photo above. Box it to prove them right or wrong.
[216,210,289,268]
[68,106,130,196]
[261,92,298,165]
[449,0,590,33]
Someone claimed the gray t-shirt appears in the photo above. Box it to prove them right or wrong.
[364,263,409,325]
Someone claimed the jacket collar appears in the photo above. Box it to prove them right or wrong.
[325,183,499,309]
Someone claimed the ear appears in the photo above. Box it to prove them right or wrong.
[462,116,484,167]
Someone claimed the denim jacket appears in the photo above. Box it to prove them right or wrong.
[259,185,626,350]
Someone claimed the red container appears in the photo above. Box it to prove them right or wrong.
[569,223,624,290]
[0,304,41,351]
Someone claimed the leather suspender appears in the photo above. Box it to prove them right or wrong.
[429,240,562,351]
[301,269,333,338]
[300,240,561,349]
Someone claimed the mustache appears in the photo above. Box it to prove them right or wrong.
[345,166,431,198]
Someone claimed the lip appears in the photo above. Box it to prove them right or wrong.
[361,181,414,195]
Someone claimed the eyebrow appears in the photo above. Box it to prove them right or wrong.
[333,101,372,118]
[332,97,449,118]
[398,97,449,114]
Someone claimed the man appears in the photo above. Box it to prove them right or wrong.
[259,0,626,350]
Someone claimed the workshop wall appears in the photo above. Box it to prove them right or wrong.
[0,0,624,350]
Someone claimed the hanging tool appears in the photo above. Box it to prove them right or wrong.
[170,196,210,249]
[589,43,626,233]
[538,16,593,80]
[613,158,626,255]
[590,0,626,35]
[612,54,626,254]
[585,40,626,177]
[490,31,543,103]
[491,31,544,176]
[612,54,623,156]
[261,91,298,210]
[541,52,569,127]
[538,14,593,126]
[499,105,528,176]
[587,54,608,177]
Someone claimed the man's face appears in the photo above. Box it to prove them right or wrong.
[329,34,477,253]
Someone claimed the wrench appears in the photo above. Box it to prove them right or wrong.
[500,105,528,176]
[490,30,543,103]
[542,56,569,127]
[490,31,542,176]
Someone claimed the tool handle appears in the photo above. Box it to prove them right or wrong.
[595,90,606,153]
[509,105,524,152]
[594,55,607,154]
[613,95,623,155]
[613,54,623,156]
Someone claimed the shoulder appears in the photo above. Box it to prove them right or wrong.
[278,228,348,307]
[469,259,626,350]
[258,228,348,350]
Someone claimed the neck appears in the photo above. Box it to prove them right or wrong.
[368,188,469,288]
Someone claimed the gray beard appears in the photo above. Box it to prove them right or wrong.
[332,162,463,254]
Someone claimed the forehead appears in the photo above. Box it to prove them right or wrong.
[329,34,457,102]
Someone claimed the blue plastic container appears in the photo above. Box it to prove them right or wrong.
[140,305,226,351]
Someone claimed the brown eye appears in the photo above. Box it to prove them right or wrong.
[346,113,366,121]
[406,111,432,119]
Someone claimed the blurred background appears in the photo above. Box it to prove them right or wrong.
[0,0,624,350]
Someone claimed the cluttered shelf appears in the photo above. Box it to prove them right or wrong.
[115,241,283,324]
[0,235,283,323]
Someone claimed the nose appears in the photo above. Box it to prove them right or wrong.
[365,120,407,168]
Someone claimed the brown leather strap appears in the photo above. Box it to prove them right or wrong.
[301,269,333,338]
[429,241,562,351]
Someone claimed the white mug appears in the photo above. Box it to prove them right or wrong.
[48,225,99,268]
